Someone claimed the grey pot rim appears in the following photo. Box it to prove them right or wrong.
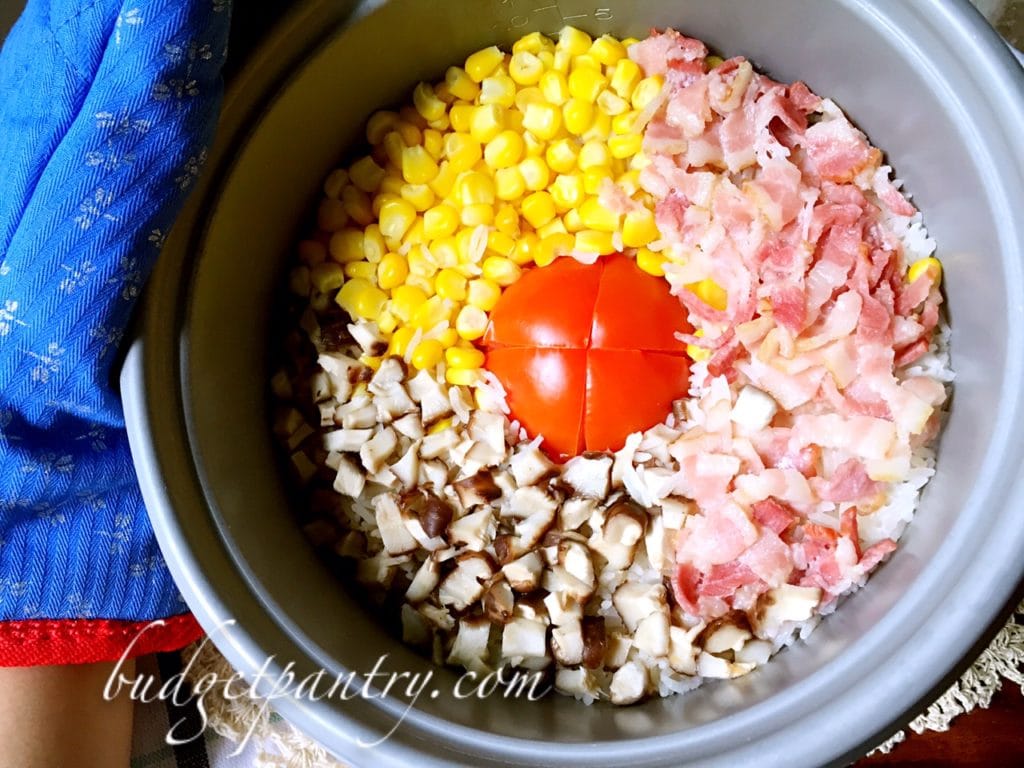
[122,0,1024,766]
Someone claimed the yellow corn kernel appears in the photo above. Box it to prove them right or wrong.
[557,26,592,56]
[466,45,506,82]
[377,309,399,334]
[328,228,364,263]
[622,208,660,248]
[584,110,612,141]
[379,172,405,196]
[428,416,454,435]
[574,229,616,255]
[454,171,496,206]
[411,338,444,370]
[406,244,437,277]
[610,58,642,99]
[622,37,640,47]
[513,31,555,54]
[406,274,434,294]
[509,51,544,86]
[706,55,725,70]
[435,267,468,301]
[431,236,459,268]
[480,74,517,108]
[495,166,527,201]
[552,49,573,73]
[687,329,710,362]
[689,278,728,311]
[396,120,423,147]
[389,326,416,356]
[317,198,349,231]
[310,261,345,292]
[466,278,502,311]
[487,230,516,259]
[400,104,427,129]
[434,80,456,103]
[378,199,417,240]
[449,103,476,133]
[443,133,482,173]
[589,35,626,66]
[428,113,451,132]
[907,257,942,284]
[539,70,570,106]
[630,151,652,172]
[391,284,429,322]
[537,217,568,239]
[455,305,489,340]
[518,156,550,192]
[376,252,409,290]
[568,67,607,102]
[336,278,387,320]
[445,345,486,369]
[608,133,643,160]
[323,168,349,199]
[455,227,485,263]
[344,261,376,280]
[371,192,401,219]
[612,110,639,135]
[579,197,619,232]
[362,224,387,264]
[546,139,579,174]
[635,247,665,276]
[616,169,642,196]
[597,89,630,116]
[520,190,557,228]
[549,174,584,212]
[583,166,613,195]
[484,130,525,169]
[494,204,521,237]
[298,239,327,266]
[445,66,481,101]
[422,203,459,240]
[446,367,482,386]
[461,203,494,227]
[422,129,444,160]
[413,82,446,123]
[520,102,560,142]
[482,256,521,286]
[562,208,583,233]
[402,145,439,185]
[631,75,665,111]
[349,157,384,194]
[401,183,435,212]
[563,98,595,136]
[470,104,506,143]
[535,232,575,267]
[578,140,612,171]
[366,110,399,145]
[402,217,428,247]
[428,160,458,198]
[510,232,540,265]
[438,328,459,348]
[382,131,406,169]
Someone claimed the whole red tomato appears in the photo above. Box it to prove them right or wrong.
[483,254,692,461]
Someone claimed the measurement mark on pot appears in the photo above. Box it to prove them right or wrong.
[490,1,614,34]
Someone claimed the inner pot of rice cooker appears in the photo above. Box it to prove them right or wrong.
[120,1,1024,766]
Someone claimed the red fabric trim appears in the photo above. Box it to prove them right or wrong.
[0,614,204,667]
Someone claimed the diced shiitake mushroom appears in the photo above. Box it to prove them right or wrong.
[752,584,822,637]
[348,321,388,357]
[483,578,515,624]
[399,489,454,540]
[509,439,555,486]
[501,616,549,669]
[604,630,633,670]
[392,412,425,439]
[447,616,493,674]
[633,610,670,658]
[581,616,607,670]
[438,552,495,611]
[453,469,502,507]
[390,439,421,490]
[555,667,602,700]
[323,427,372,453]
[374,381,418,423]
[593,500,647,570]
[506,486,557,520]
[543,590,583,627]
[374,494,418,555]
[703,622,752,654]
[405,555,441,603]
[668,623,704,675]
[502,550,545,592]
[408,369,453,425]
[609,661,647,705]
[558,497,597,531]
[659,497,693,530]
[467,411,508,466]
[448,509,496,551]
[551,619,584,665]
[513,498,558,552]
[612,583,667,633]
[420,429,460,460]
[332,454,366,498]
[360,427,398,474]
[561,454,613,499]
[368,356,405,393]
[419,459,449,490]
[696,652,755,679]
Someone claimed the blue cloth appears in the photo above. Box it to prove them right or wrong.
[0,0,230,624]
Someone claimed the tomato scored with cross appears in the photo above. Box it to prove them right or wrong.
[482,254,693,462]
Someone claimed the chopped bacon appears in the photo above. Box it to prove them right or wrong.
[840,507,862,559]
[700,561,761,597]
[770,283,807,333]
[804,113,880,183]
[672,562,702,615]
[894,339,929,367]
[787,81,822,113]
[820,459,881,503]
[858,538,897,572]
[629,29,708,78]
[752,498,798,535]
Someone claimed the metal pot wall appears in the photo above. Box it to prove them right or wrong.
[122,1,1024,765]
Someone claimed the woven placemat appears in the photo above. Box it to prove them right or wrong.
[181,599,1024,766]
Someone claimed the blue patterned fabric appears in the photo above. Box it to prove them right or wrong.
[0,0,230,625]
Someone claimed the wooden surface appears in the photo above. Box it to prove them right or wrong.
[858,679,1024,767]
